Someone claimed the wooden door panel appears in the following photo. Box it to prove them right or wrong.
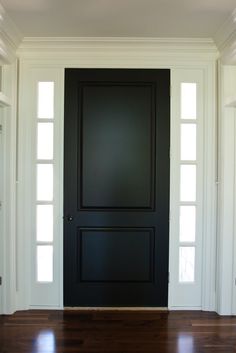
[79,83,155,210]
[64,69,170,307]
[79,228,154,282]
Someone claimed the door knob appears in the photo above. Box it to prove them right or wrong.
[67,215,73,222]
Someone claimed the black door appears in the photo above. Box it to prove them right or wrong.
[64,69,170,307]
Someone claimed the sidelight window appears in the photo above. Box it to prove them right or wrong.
[179,82,197,283]
[36,82,54,283]
[37,122,54,160]
[37,82,54,119]
[181,83,197,120]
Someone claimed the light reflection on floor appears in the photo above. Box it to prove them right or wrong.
[34,330,56,353]
[177,333,194,353]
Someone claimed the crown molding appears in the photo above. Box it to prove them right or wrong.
[18,37,218,61]
[0,2,22,63]
[214,8,236,63]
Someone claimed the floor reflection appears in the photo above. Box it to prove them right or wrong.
[177,333,194,353]
[34,330,56,353]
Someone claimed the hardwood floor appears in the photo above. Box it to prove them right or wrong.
[0,310,236,353]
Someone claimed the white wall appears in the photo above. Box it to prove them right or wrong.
[217,65,236,315]
[0,5,20,314]
[0,109,3,314]
[0,62,18,315]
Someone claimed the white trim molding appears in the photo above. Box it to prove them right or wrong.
[0,61,18,314]
[0,3,20,315]
[0,92,10,107]
[214,7,236,64]
[217,65,236,315]
[0,3,22,63]
[17,37,218,62]
[16,41,217,312]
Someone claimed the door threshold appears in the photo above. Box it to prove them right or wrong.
[64,307,168,311]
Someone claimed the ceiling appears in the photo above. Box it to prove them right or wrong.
[1,0,236,38]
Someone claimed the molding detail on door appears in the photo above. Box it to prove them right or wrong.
[78,81,156,211]
[78,227,154,283]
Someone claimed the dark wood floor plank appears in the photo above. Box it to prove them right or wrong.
[1,310,236,353]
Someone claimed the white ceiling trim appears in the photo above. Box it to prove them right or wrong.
[0,3,22,62]
[214,7,236,63]
[214,8,236,49]
[0,2,235,63]
[17,37,218,61]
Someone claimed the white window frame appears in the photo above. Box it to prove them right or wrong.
[169,69,204,308]
[29,69,64,307]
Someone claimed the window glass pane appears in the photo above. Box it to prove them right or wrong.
[181,124,196,161]
[179,247,195,282]
[37,245,53,282]
[37,82,54,119]
[37,164,53,201]
[180,165,196,202]
[37,123,54,160]
[37,205,53,242]
[181,83,197,119]
[180,206,196,242]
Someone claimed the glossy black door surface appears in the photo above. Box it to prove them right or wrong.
[64,69,170,306]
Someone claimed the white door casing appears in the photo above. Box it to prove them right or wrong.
[15,39,217,311]
[0,111,3,314]
[217,65,236,315]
